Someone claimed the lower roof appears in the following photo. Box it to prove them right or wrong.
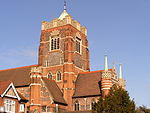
[0,65,38,87]
[42,78,67,105]
[73,69,112,98]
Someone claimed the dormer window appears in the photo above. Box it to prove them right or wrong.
[75,37,81,54]
[50,37,60,51]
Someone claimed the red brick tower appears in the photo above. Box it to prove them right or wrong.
[38,5,90,110]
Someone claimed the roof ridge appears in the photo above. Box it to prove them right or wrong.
[79,69,112,74]
[0,64,39,72]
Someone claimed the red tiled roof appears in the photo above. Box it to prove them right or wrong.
[42,78,67,105]
[79,69,112,74]
[17,91,28,102]
[0,81,11,94]
[0,65,38,87]
[0,65,38,72]
[73,69,112,98]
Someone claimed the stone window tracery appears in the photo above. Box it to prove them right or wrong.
[50,37,60,51]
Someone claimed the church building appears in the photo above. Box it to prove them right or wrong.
[0,3,125,113]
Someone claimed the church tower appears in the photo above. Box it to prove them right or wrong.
[38,3,90,110]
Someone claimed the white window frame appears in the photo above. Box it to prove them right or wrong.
[4,99,15,113]
[19,104,25,112]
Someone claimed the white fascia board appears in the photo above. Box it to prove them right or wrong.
[1,83,21,101]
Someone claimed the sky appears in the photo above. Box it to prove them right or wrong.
[0,0,150,108]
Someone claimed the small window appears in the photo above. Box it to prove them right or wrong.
[47,72,53,79]
[50,37,60,51]
[75,100,80,111]
[20,104,25,112]
[75,37,81,53]
[56,71,62,81]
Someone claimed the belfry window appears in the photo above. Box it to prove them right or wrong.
[47,72,52,79]
[56,71,62,81]
[74,100,80,111]
[50,37,60,51]
[75,37,81,53]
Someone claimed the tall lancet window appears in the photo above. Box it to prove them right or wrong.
[56,71,62,81]
[75,37,81,54]
[50,37,60,51]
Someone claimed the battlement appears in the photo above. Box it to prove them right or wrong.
[42,15,87,35]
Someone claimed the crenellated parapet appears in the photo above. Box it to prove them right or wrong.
[42,14,87,35]
[31,66,42,75]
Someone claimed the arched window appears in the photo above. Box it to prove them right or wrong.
[91,98,96,110]
[56,71,62,81]
[50,37,60,51]
[74,100,80,111]
[47,72,52,79]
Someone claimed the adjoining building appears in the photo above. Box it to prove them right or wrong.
[0,3,125,113]
[0,81,28,113]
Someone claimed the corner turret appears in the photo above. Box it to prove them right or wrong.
[30,67,42,112]
[101,55,113,96]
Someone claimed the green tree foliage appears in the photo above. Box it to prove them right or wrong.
[136,106,150,113]
[93,87,135,113]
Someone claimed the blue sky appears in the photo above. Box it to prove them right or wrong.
[0,0,150,107]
